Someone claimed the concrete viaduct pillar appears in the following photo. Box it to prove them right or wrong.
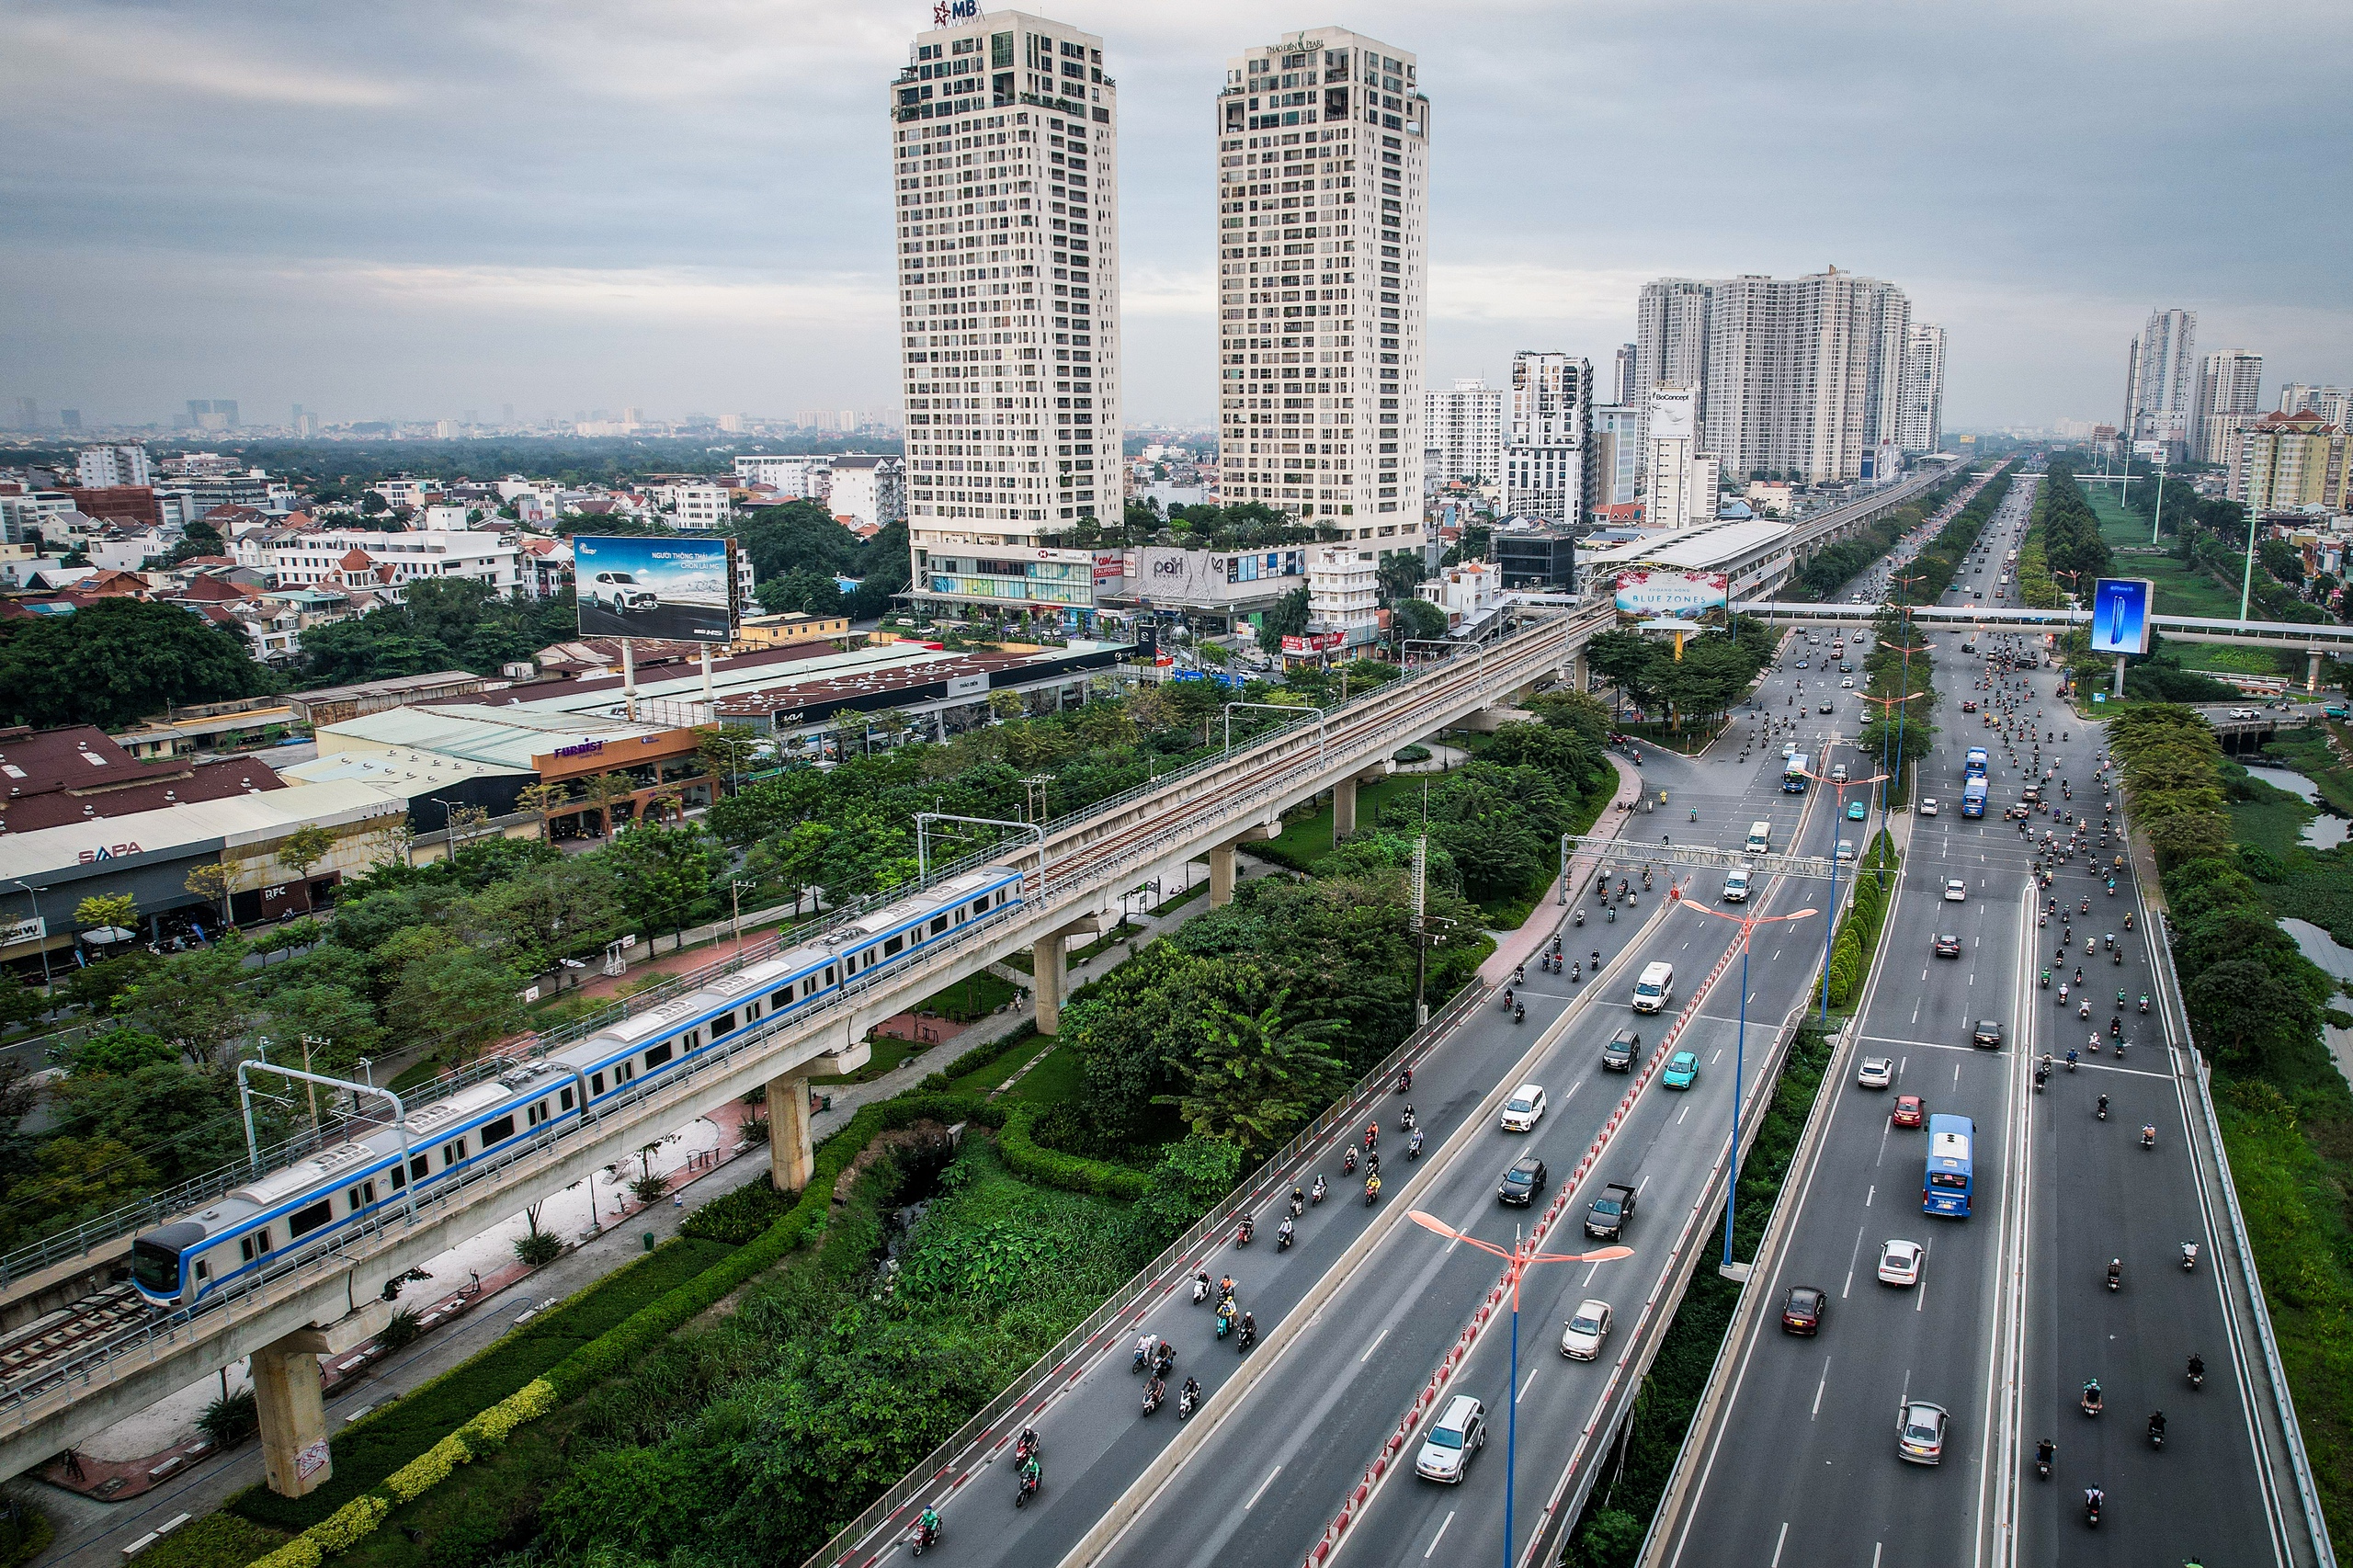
[1031,914,1107,1035]
[1331,767,1390,842]
[766,1035,870,1192]
[2310,649,2325,693]
[1210,824,1277,907]
[254,1331,332,1498]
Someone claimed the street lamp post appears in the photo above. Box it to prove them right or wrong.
[1665,887,1819,1265]
[1403,1212,1631,1568]
[1805,764,1888,1021]
[1859,684,1927,827]
[8,881,51,993]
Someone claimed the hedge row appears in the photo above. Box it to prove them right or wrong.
[223,1090,1005,1568]
[996,1101,1152,1199]
[1826,833,1901,1010]
[228,1238,733,1532]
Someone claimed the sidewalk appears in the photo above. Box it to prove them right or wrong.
[1481,756,1647,984]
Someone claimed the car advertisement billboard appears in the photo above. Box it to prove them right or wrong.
[2089,577,2154,656]
[1614,569,1728,619]
[574,535,741,642]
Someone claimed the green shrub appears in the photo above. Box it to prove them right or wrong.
[377,1311,422,1352]
[679,1178,795,1244]
[997,1102,1150,1199]
[229,1239,734,1533]
[199,1387,258,1447]
[511,1231,563,1267]
[124,1512,283,1568]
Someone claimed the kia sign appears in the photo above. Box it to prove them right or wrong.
[1613,569,1727,620]
[575,534,742,642]
[2089,577,2154,656]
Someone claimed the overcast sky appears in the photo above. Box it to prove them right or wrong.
[6,0,2348,433]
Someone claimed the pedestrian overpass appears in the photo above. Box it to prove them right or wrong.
[1733,601,2353,689]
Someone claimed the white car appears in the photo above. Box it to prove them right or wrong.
[1840,677,1855,688]
[1878,1239,1924,1287]
[1500,1084,1547,1132]
[2227,707,2259,721]
[1857,1056,1894,1089]
[1919,798,1939,817]
[1560,1299,1614,1360]
[1415,1394,1487,1483]
[1722,869,1752,903]
[1781,742,1798,758]
[586,570,659,613]
[1943,879,1967,902]
[1836,839,1856,863]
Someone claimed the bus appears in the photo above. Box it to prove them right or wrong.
[1782,752,1810,793]
[1961,778,1987,818]
[1924,1114,1974,1217]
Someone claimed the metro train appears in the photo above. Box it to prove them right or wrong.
[130,864,1028,1311]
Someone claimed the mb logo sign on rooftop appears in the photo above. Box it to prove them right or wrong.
[934,0,978,23]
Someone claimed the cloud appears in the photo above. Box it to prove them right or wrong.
[298,261,894,325]
[0,10,409,108]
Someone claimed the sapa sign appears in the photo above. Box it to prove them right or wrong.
[1613,570,1727,619]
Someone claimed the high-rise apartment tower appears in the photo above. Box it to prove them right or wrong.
[2193,350,2265,465]
[892,9,1120,619]
[1502,352,1592,522]
[2122,308,2197,452]
[1702,269,1910,483]
[1216,28,1429,543]
[1897,324,1946,454]
[1425,378,1504,486]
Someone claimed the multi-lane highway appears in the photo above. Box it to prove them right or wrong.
[817,504,1979,1568]
[1656,472,2309,1567]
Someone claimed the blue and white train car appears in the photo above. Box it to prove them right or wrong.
[131,864,1027,1310]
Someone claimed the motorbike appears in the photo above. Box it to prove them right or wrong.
[1234,1216,1255,1246]
[2188,1356,2205,1390]
[1142,1378,1165,1415]
[1343,1146,1358,1175]
[2079,1000,2092,1020]
[1131,1341,1151,1375]
[2097,1096,2108,1120]
[2067,1051,2079,1072]
[1277,1219,1295,1252]
[1574,907,1585,926]
[2084,1494,2102,1529]
[2107,1259,2123,1291]
[2181,1243,2200,1273]
[2036,1442,2053,1480]
[2148,1417,2165,1450]
[1606,905,1616,923]
[1289,1191,1304,1219]
[2081,1382,2104,1417]
[1192,1274,1211,1304]
[2040,970,2050,988]
[1016,1467,1041,1508]
[1364,1176,1381,1207]
[2139,994,2150,1014]
[1237,1318,1257,1352]
[2142,1126,2156,1150]
[1215,1306,1235,1340]
[1407,1129,1424,1160]
[1178,1385,1199,1420]
[1514,1003,1526,1024]
[912,1516,941,1556]
[1395,1067,1413,1094]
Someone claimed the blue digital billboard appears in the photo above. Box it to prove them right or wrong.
[574,535,740,643]
[2089,577,2153,657]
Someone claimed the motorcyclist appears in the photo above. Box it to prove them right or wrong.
[2036,1437,2055,1472]
[2097,1093,2109,1118]
[1143,1372,1165,1410]
[1311,1174,1327,1204]
[1133,1332,1153,1372]
[2082,1377,2103,1413]
[1218,1274,1235,1302]
[2084,1484,2104,1517]
[2188,1353,2205,1383]
[1019,1453,1042,1494]
[2142,1124,2157,1149]
[1238,1311,1257,1348]
[2149,1409,2166,1439]
[1365,1172,1382,1203]
[917,1506,942,1548]
[1180,1375,1201,1413]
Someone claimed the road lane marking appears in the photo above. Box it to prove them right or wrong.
[1811,1359,1830,1418]
[1244,1465,1280,1510]
[1358,1328,1388,1364]
[1769,1522,1790,1567]
[1518,1365,1540,1403]
[1866,1184,1874,1207]
[1423,1511,1454,1560]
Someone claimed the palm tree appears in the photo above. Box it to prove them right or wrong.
[1155,983,1347,1152]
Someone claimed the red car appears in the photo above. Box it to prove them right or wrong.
[1961,699,1978,713]
[1892,1095,1926,1129]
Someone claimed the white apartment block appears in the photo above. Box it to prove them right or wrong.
[657,481,732,528]
[732,455,833,497]
[893,9,1121,619]
[2276,383,2353,431]
[1502,352,1591,523]
[1702,269,1911,482]
[2194,351,2265,465]
[1426,378,1504,485]
[1216,27,1429,546]
[1645,385,1717,530]
[233,528,522,597]
[826,454,906,529]
[1897,323,1947,453]
[1306,541,1379,636]
[75,444,152,488]
[2123,308,2198,450]
[1634,278,1712,454]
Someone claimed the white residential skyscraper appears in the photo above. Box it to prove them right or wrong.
[1502,351,1592,522]
[1896,324,1946,453]
[1634,278,1712,452]
[1702,269,1911,483]
[2122,308,2197,451]
[2193,350,2265,465]
[1425,378,1504,485]
[892,9,1120,619]
[1216,27,1429,545]
[2275,383,2353,431]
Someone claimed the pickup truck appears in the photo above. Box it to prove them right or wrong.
[1586,1182,1638,1240]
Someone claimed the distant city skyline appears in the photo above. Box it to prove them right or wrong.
[6,2,2350,430]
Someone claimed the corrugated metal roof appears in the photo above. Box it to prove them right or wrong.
[279,746,531,797]
[0,778,400,881]
[1580,519,1795,571]
[317,705,674,768]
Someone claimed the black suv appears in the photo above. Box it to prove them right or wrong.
[1496,1155,1548,1207]
[1602,1027,1642,1071]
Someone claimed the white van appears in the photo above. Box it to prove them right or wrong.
[1721,869,1752,903]
[1745,821,1771,856]
[1631,961,1675,1014]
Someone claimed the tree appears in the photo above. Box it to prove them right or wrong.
[516,781,572,842]
[604,822,724,947]
[1391,595,1448,644]
[1376,552,1425,603]
[359,491,390,515]
[579,771,637,838]
[185,861,233,926]
[472,858,622,970]
[74,893,139,934]
[756,568,847,618]
[1256,586,1311,653]
[0,598,273,731]
[386,945,521,1058]
[275,824,335,884]
[693,726,762,794]
[1157,982,1348,1151]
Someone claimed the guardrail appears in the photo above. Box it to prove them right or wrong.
[2143,860,2337,1568]
[801,979,1498,1568]
[0,618,1581,1417]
